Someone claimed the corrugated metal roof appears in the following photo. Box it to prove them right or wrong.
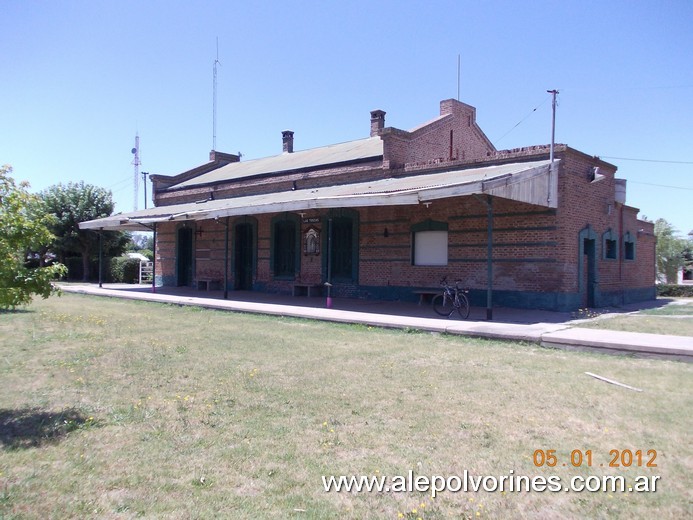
[80,159,555,231]
[170,136,384,189]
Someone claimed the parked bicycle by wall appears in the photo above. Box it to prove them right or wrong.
[432,277,470,319]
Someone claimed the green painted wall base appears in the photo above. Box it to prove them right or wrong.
[158,276,656,313]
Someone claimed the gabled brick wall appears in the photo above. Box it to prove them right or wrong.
[381,99,496,170]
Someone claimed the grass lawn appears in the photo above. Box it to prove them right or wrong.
[576,300,693,337]
[641,301,693,315]
[1,294,691,519]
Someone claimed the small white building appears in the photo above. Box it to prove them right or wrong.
[126,252,150,262]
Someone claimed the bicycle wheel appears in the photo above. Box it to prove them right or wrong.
[432,293,454,317]
[456,293,470,319]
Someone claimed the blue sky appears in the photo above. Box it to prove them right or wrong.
[2,0,691,235]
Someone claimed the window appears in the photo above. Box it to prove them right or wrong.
[623,231,636,261]
[414,231,448,265]
[271,215,299,279]
[602,229,618,260]
[412,220,448,266]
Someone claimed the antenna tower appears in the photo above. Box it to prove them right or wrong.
[131,133,141,211]
[457,54,461,101]
[213,37,221,151]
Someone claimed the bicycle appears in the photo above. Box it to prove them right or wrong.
[432,277,470,319]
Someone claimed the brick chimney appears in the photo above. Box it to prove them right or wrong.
[282,130,294,153]
[209,150,240,163]
[370,110,386,137]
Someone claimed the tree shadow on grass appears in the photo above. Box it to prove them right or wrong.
[0,308,34,315]
[0,408,94,450]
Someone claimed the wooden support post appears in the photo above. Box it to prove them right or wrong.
[151,224,157,293]
[326,217,333,308]
[223,217,229,299]
[98,229,103,288]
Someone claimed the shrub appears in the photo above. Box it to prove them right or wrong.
[63,256,113,282]
[656,284,693,298]
[110,257,141,284]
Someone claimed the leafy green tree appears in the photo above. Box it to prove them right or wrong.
[124,233,153,261]
[126,232,153,251]
[654,218,689,284]
[40,182,128,281]
[0,165,66,309]
[683,239,693,282]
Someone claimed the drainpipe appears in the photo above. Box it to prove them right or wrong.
[619,204,624,305]
[486,196,493,321]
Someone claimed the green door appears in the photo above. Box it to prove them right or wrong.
[582,238,596,308]
[234,223,253,290]
[331,217,353,281]
[177,227,193,286]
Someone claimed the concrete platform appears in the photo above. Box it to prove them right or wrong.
[541,328,693,362]
[59,283,693,362]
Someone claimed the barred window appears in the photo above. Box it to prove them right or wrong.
[603,229,618,260]
[624,232,636,261]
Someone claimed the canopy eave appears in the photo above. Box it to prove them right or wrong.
[78,160,557,231]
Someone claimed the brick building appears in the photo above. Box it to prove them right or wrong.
[81,99,656,311]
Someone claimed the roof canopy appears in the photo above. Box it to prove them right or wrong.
[80,160,557,231]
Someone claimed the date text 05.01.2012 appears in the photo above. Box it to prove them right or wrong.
[533,449,657,468]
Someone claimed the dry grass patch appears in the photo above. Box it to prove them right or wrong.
[0,293,691,519]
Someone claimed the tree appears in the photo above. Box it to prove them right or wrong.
[684,236,693,282]
[654,218,689,284]
[127,232,153,251]
[123,232,154,262]
[40,182,128,281]
[0,165,66,309]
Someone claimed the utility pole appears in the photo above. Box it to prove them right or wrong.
[547,89,559,163]
[141,171,149,209]
[546,89,559,207]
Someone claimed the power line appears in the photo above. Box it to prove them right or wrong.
[106,176,133,190]
[561,84,693,93]
[600,156,693,165]
[628,180,693,191]
[494,95,551,145]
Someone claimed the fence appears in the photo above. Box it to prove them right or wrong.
[139,261,153,284]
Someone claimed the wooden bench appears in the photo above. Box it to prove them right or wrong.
[412,289,440,305]
[196,278,222,291]
[292,283,323,297]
